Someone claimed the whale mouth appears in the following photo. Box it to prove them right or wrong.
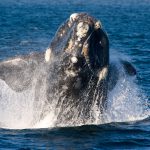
[49,13,109,73]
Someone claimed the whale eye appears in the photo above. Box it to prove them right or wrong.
[71,56,78,63]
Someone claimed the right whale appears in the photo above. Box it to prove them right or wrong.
[0,13,136,125]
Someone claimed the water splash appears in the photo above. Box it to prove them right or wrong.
[0,53,149,129]
[104,74,149,123]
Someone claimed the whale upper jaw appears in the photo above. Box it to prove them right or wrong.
[49,13,103,57]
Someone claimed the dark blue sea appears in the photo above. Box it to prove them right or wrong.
[0,0,150,149]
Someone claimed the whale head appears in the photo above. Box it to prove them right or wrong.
[46,13,109,75]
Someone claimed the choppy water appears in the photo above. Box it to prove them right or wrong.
[0,0,150,149]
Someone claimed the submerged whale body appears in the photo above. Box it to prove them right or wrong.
[0,13,136,125]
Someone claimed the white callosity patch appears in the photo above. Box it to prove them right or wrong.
[94,21,102,29]
[69,13,79,23]
[65,70,77,77]
[71,56,78,63]
[98,67,108,81]
[76,22,89,39]
[45,48,52,62]
[66,40,73,52]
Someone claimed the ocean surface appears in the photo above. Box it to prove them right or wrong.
[0,0,150,149]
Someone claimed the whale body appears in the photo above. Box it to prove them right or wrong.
[0,13,136,125]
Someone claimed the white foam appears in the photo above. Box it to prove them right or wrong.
[33,112,56,129]
[0,52,149,129]
[103,76,149,124]
[0,80,34,129]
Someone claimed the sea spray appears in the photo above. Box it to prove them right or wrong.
[104,71,148,124]
[0,62,51,129]
[0,53,149,129]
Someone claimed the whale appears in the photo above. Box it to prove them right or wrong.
[0,13,136,124]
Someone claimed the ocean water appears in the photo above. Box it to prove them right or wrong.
[0,0,150,149]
